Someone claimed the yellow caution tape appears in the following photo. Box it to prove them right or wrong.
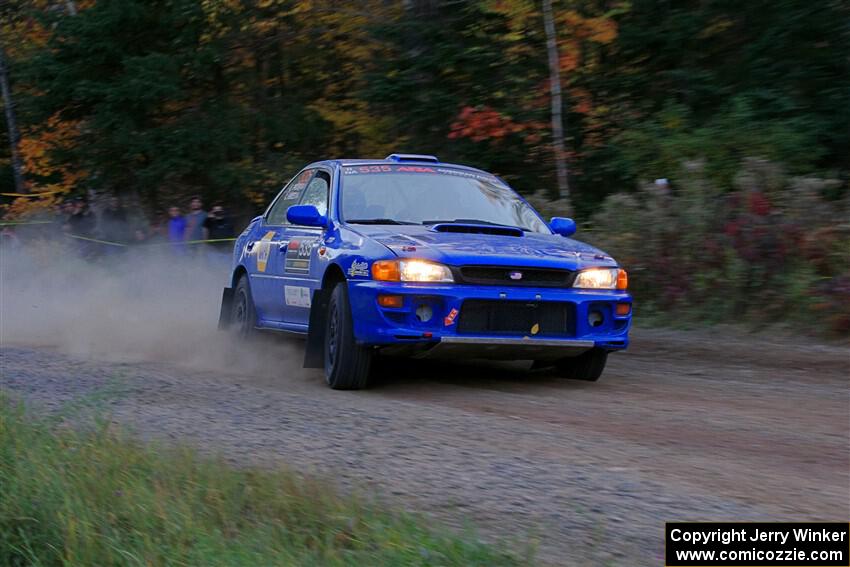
[65,233,127,247]
[0,191,63,197]
[63,234,237,248]
[181,237,237,245]
[3,224,239,248]
[0,220,54,226]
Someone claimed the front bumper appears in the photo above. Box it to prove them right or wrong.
[348,280,631,359]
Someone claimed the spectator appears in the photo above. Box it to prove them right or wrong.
[99,196,130,244]
[653,178,672,197]
[59,200,75,219]
[203,204,235,245]
[148,210,169,243]
[65,198,97,257]
[167,206,187,253]
[184,196,208,244]
[65,198,95,236]
[1,227,21,252]
[50,201,73,239]
[202,204,235,266]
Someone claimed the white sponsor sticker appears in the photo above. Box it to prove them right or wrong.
[285,285,312,308]
[347,259,369,277]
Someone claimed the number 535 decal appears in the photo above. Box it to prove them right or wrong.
[285,239,317,274]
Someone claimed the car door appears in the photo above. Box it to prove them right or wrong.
[277,169,332,327]
[250,169,315,323]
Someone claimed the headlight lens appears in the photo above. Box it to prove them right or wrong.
[371,259,454,283]
[573,268,628,290]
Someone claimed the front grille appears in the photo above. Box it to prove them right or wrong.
[456,300,575,337]
[457,266,572,287]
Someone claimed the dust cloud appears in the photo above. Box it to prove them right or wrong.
[0,241,302,377]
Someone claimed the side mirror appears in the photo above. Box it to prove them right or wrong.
[550,217,576,237]
[287,205,327,228]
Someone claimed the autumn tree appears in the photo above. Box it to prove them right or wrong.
[2,0,846,220]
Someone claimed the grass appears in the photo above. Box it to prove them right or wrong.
[0,400,529,566]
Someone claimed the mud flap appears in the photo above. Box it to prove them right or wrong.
[218,287,234,330]
[303,287,330,368]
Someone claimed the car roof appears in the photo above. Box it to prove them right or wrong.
[304,155,494,177]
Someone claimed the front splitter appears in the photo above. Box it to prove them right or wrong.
[414,335,594,361]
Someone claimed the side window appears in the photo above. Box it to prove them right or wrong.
[299,171,330,216]
[266,169,314,225]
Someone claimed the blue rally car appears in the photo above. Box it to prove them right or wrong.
[219,154,631,389]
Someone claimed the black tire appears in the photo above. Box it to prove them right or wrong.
[554,348,608,381]
[232,275,258,339]
[324,282,373,390]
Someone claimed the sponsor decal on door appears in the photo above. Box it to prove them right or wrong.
[256,231,276,273]
[284,285,312,308]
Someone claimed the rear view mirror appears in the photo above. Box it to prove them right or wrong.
[287,205,327,228]
[550,217,576,237]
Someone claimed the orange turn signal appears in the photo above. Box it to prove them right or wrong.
[616,302,631,316]
[616,269,628,290]
[377,294,404,308]
[372,260,400,281]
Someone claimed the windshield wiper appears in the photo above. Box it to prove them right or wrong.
[346,218,417,225]
[422,218,529,231]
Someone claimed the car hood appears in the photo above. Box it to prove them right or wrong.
[349,224,617,271]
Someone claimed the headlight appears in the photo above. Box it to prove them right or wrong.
[573,268,628,290]
[371,259,454,283]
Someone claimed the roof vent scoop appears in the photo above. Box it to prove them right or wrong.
[385,153,439,163]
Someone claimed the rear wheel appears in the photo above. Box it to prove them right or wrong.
[324,282,373,390]
[232,275,257,339]
[554,348,608,381]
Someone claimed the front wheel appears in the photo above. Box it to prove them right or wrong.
[324,283,373,390]
[554,348,608,381]
[232,275,258,339]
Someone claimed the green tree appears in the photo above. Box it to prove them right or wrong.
[22,0,248,206]
[578,0,850,193]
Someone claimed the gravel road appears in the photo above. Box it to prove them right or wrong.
[2,328,848,565]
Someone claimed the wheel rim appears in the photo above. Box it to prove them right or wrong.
[326,301,339,371]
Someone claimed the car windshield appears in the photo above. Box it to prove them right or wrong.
[340,165,550,233]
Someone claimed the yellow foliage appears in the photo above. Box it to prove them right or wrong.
[484,0,538,32]
[4,112,86,219]
[560,10,617,45]
[1,1,50,60]
[486,3,618,72]
[3,192,63,220]
[20,113,82,178]
[559,41,580,72]
[309,99,401,157]
[200,0,244,42]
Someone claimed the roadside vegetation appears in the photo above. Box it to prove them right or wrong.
[0,400,528,566]
[530,160,850,336]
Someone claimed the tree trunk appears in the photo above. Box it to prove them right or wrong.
[541,0,570,205]
[0,46,25,195]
